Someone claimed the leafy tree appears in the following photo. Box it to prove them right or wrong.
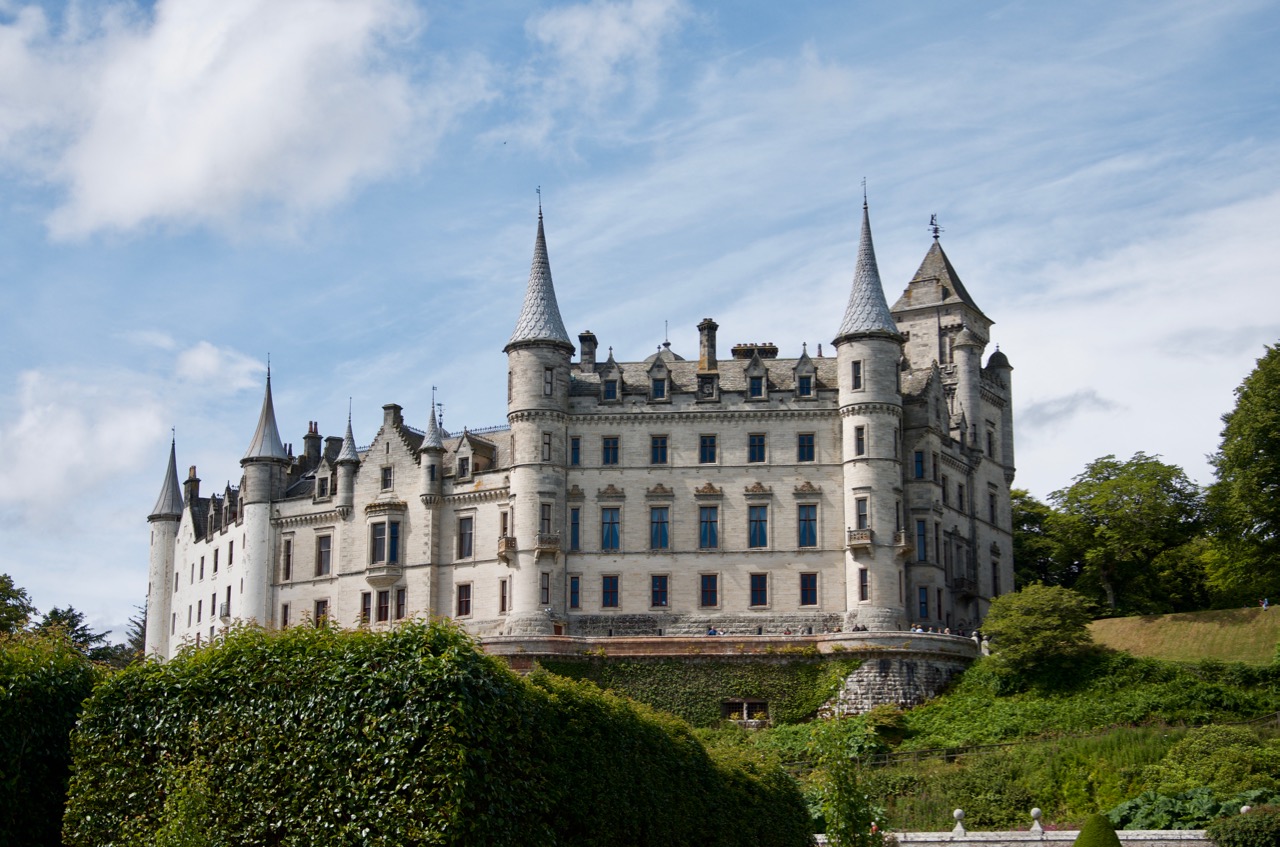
[0,573,36,634]
[34,606,110,657]
[980,583,1097,689]
[1208,343,1280,602]
[809,717,893,847]
[1011,489,1072,588]
[1049,453,1204,613]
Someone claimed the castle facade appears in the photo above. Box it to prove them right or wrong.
[145,203,1015,659]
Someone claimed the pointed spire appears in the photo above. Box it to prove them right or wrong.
[421,403,444,452]
[242,370,289,462]
[505,211,573,352]
[336,407,360,464]
[150,435,184,519]
[835,200,900,343]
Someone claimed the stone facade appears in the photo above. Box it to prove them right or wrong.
[144,203,1016,661]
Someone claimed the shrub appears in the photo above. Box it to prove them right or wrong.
[1206,804,1280,847]
[64,621,810,847]
[0,629,98,847]
[1143,725,1280,795]
[1073,813,1122,847]
[981,584,1098,691]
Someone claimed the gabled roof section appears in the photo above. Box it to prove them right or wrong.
[834,203,901,344]
[242,372,289,462]
[150,437,184,519]
[336,413,360,464]
[891,239,990,322]
[505,212,573,353]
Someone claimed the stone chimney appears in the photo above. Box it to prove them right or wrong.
[697,318,719,373]
[324,436,343,463]
[302,421,322,466]
[183,465,201,506]
[579,331,598,370]
[382,404,403,429]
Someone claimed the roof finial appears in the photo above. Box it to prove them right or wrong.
[664,319,669,345]
[536,185,542,218]
[861,177,867,208]
[347,396,352,423]
[929,213,944,241]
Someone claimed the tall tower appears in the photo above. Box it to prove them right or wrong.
[833,200,907,631]
[418,404,445,572]
[144,437,183,657]
[502,209,574,636]
[238,371,290,626]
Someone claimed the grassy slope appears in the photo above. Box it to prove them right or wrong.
[1090,607,1280,665]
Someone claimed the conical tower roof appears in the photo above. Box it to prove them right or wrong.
[336,412,360,464]
[420,405,444,452]
[150,437,184,519]
[505,211,573,352]
[834,202,900,344]
[242,371,289,462]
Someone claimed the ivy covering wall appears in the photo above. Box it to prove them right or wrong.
[62,622,811,847]
[537,653,862,726]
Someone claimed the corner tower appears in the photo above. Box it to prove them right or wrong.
[144,437,183,657]
[503,209,574,636]
[238,371,291,626]
[833,200,907,631]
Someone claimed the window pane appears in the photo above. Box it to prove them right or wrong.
[700,574,718,607]
[699,435,716,463]
[601,508,620,551]
[800,573,818,606]
[650,435,667,465]
[699,506,718,549]
[570,575,581,609]
[649,507,669,550]
[798,504,817,547]
[602,575,619,607]
[750,573,768,606]
[651,575,668,607]
[797,433,815,462]
[748,505,768,548]
[748,433,766,463]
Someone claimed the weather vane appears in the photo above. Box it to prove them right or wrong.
[536,186,541,216]
[929,214,944,240]
[861,177,867,204]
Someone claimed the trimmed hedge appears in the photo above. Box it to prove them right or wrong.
[1073,813,1122,846]
[0,630,98,847]
[63,621,811,847]
[1206,804,1280,847]
[538,655,861,726]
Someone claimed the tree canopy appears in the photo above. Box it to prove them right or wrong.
[980,583,1097,688]
[0,573,36,634]
[1208,343,1280,601]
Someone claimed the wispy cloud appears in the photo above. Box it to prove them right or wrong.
[174,342,262,391]
[0,0,493,238]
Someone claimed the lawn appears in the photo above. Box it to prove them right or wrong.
[1090,607,1280,665]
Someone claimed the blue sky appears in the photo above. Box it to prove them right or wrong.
[1,0,1278,642]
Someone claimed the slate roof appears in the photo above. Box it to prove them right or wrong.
[835,203,900,342]
[243,374,290,462]
[506,213,573,351]
[150,438,184,518]
[890,239,990,323]
[420,406,444,451]
[570,355,841,396]
[336,415,360,464]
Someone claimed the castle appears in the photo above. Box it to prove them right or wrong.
[144,202,1015,660]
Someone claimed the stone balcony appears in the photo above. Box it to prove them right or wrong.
[846,528,872,548]
[496,535,516,562]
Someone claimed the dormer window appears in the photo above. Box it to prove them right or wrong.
[749,376,764,398]
[457,457,470,478]
[603,379,618,400]
[651,378,666,399]
[797,375,812,397]
[316,476,330,497]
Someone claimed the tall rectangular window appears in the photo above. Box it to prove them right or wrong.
[855,498,869,531]
[456,584,471,617]
[918,586,929,620]
[543,367,554,396]
[601,575,619,608]
[700,574,718,607]
[457,457,470,478]
[360,592,372,624]
[958,483,966,513]
[281,603,290,627]
[651,378,666,399]
[859,569,869,602]
[602,436,619,465]
[800,573,818,606]
[281,542,292,581]
[798,504,817,547]
[699,506,719,549]
[797,433,815,462]
[797,375,813,397]
[395,588,407,620]
[457,516,473,558]
[499,578,509,614]
[381,467,393,490]
[603,380,618,400]
[197,599,202,623]
[570,508,581,551]
[600,508,620,551]
[540,572,551,605]
[932,453,940,482]
[916,520,928,562]
[748,505,768,548]
[855,425,866,456]
[314,599,329,623]
[540,503,553,535]
[989,490,998,524]
[228,541,233,565]
[213,549,219,573]
[649,507,669,550]
[570,437,581,466]
[569,575,581,609]
[651,574,668,607]
[852,360,863,390]
[699,434,717,464]
[650,435,668,465]
[749,375,764,397]
[316,536,332,576]
[750,573,768,606]
[372,522,400,564]
[541,432,552,462]
[914,451,925,479]
[748,433,766,463]
[199,557,205,580]
[942,475,950,506]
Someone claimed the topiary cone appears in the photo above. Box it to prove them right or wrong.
[1073,813,1122,847]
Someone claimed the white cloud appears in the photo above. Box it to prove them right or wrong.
[0,0,492,237]
[175,341,262,391]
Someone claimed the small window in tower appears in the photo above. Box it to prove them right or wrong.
[570,436,581,466]
[541,432,552,462]
[543,367,554,396]
[852,360,864,390]
[541,572,551,605]
[855,497,869,531]
[540,503,553,535]
[499,578,510,614]
[855,426,866,456]
[859,568,869,602]
[282,541,292,581]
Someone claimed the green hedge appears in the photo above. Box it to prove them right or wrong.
[537,655,861,726]
[63,622,811,847]
[0,630,98,847]
[1206,804,1280,847]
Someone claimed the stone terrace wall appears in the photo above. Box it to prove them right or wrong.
[878,833,1209,847]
